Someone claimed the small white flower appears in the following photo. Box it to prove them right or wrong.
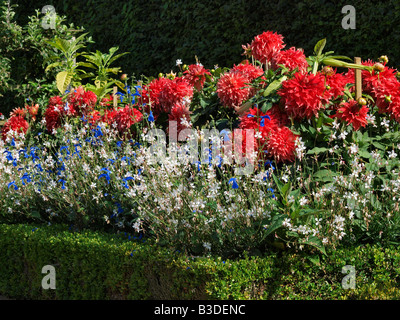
[388,150,397,159]
[299,197,309,206]
[202,242,212,251]
[254,131,262,139]
[349,143,358,155]
[176,59,182,66]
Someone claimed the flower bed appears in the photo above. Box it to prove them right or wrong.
[1,30,400,261]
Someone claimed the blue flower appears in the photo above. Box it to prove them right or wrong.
[7,181,18,190]
[116,91,125,103]
[116,141,123,148]
[265,160,275,170]
[98,167,111,184]
[21,172,31,185]
[122,176,134,188]
[267,188,276,199]
[92,125,103,138]
[11,138,15,147]
[148,110,154,122]
[229,178,239,189]
[58,178,66,189]
[259,115,271,127]
[60,146,70,155]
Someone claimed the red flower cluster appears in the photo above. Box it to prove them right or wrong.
[334,99,369,131]
[113,105,143,137]
[237,106,298,163]
[183,63,212,91]
[324,70,348,99]
[67,86,97,116]
[44,95,74,133]
[250,31,285,65]
[1,115,29,141]
[217,61,264,109]
[168,103,192,136]
[271,47,308,74]
[141,76,193,119]
[278,72,330,120]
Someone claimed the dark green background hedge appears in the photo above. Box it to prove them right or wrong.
[10,0,400,77]
[1,223,400,300]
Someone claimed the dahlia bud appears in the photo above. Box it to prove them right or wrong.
[373,62,385,72]
[378,55,389,64]
[358,97,367,106]
[322,66,335,76]
[326,85,331,90]
[158,73,164,78]
[120,74,128,81]
[385,95,392,103]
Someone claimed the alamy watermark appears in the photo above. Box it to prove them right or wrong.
[342,5,356,29]
[341,265,356,289]
[41,5,56,29]
[41,265,56,290]
[144,121,257,176]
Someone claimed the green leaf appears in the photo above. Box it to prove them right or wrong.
[56,71,73,94]
[264,214,286,237]
[314,38,326,56]
[313,169,336,182]
[301,236,327,256]
[45,61,63,72]
[263,76,287,96]
[372,141,385,150]
[307,147,328,155]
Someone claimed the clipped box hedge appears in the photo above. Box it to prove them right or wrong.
[1,223,400,300]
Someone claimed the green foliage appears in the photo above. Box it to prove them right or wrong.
[0,1,88,115]
[1,223,400,300]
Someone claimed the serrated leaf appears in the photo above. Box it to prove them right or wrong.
[56,71,73,94]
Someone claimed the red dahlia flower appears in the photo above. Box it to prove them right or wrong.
[372,77,400,114]
[183,64,211,91]
[26,103,40,121]
[324,70,348,99]
[1,116,29,141]
[238,107,278,155]
[334,99,369,131]
[278,72,330,120]
[217,72,253,108]
[168,103,192,136]
[158,77,193,113]
[102,109,118,126]
[250,31,285,65]
[140,77,170,119]
[271,47,309,74]
[266,126,298,163]
[230,61,264,82]
[345,60,398,95]
[114,105,143,137]
[67,86,97,116]
[100,94,114,107]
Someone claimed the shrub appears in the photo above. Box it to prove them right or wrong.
[1,223,400,300]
